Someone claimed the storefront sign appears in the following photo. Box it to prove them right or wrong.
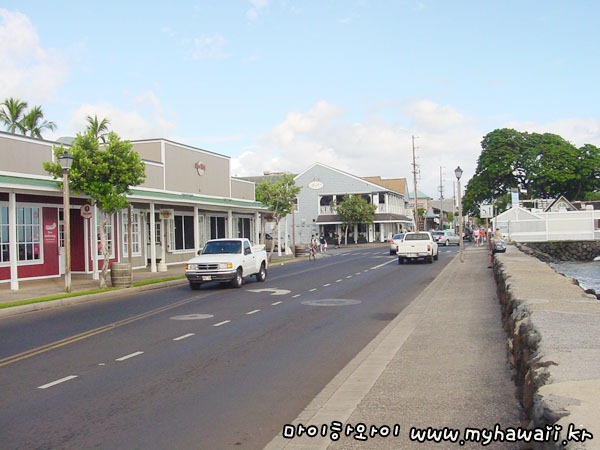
[195,161,206,176]
[308,177,324,190]
[80,204,93,219]
[44,221,58,244]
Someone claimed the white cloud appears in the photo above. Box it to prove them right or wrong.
[0,9,67,102]
[60,93,176,141]
[232,99,484,198]
[187,34,228,60]
[246,0,269,21]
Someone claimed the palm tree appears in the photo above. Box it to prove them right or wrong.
[0,97,28,134]
[21,105,57,139]
[86,114,111,143]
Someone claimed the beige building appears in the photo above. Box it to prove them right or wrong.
[0,132,266,290]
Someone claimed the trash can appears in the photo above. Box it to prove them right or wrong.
[111,262,132,288]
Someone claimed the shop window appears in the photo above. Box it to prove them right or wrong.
[17,207,41,262]
[122,210,142,256]
[97,215,114,257]
[0,206,9,263]
[210,216,226,239]
[235,217,252,238]
[173,215,195,251]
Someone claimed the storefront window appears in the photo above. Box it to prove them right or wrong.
[122,210,141,256]
[17,207,41,262]
[1,206,9,263]
[173,215,195,251]
[97,215,114,256]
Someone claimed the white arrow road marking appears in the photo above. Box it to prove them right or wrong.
[38,375,78,389]
[247,288,291,296]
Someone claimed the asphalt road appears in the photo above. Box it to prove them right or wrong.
[0,245,458,449]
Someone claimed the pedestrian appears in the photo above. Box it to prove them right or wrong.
[319,234,326,252]
[309,235,317,260]
[473,228,480,247]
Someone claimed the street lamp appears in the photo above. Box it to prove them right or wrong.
[454,166,464,263]
[58,150,74,292]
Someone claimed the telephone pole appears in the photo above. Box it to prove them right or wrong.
[412,135,419,231]
[439,166,444,230]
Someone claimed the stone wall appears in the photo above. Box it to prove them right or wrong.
[493,246,600,449]
[523,240,600,262]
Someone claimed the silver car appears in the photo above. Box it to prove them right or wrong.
[388,233,406,255]
[432,230,460,246]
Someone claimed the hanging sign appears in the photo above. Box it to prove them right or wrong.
[80,204,93,219]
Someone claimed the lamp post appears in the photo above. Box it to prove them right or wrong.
[454,166,464,263]
[58,151,74,292]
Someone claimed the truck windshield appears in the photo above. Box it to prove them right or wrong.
[202,241,242,254]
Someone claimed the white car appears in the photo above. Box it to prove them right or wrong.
[388,233,405,255]
[431,230,460,246]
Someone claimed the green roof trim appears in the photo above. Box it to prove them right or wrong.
[1,174,265,210]
[130,188,265,208]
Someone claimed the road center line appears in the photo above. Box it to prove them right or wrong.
[116,351,144,362]
[38,375,78,389]
[309,288,317,292]
[292,294,301,298]
[272,301,283,305]
[213,320,231,327]
[336,279,342,283]
[246,309,261,315]
[173,333,195,341]
[323,283,331,287]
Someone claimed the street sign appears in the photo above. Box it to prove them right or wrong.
[480,204,493,218]
[80,204,92,219]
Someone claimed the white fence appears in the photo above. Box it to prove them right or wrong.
[494,209,600,242]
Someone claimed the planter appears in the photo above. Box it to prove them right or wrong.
[110,262,132,288]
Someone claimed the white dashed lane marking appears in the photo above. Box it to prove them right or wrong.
[173,333,195,341]
[213,320,231,327]
[246,309,261,315]
[116,351,144,362]
[38,375,78,389]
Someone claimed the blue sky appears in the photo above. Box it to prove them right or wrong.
[2,1,599,198]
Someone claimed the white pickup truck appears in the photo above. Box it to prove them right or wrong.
[184,238,268,289]
[396,231,439,264]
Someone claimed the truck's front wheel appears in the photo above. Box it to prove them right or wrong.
[231,268,243,288]
[256,263,267,282]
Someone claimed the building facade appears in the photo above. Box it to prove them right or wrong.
[0,132,266,290]
[247,163,414,248]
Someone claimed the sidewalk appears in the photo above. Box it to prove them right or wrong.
[266,246,520,449]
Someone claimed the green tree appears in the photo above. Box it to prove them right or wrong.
[335,194,376,244]
[463,128,600,214]
[255,173,301,260]
[44,130,146,288]
[21,105,56,138]
[0,97,28,134]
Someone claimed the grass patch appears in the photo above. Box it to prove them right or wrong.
[0,275,187,310]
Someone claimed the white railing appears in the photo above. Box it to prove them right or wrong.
[498,210,600,242]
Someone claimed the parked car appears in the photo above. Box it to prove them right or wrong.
[388,233,405,255]
[432,230,460,246]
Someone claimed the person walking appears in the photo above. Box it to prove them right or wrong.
[309,235,317,261]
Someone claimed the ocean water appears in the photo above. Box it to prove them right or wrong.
[549,260,600,293]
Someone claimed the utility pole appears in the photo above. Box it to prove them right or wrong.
[439,166,444,230]
[412,135,419,231]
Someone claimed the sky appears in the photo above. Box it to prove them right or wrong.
[2,0,600,199]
